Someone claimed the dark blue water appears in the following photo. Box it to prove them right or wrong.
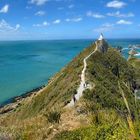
[0,39,140,105]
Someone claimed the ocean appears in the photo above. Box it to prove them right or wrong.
[0,39,140,105]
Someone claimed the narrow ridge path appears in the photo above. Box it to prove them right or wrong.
[67,44,97,107]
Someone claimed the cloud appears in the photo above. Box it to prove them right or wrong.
[33,21,49,27]
[94,23,114,32]
[30,0,48,5]
[94,19,132,33]
[68,4,74,9]
[0,4,9,13]
[65,17,83,22]
[35,11,45,16]
[106,0,126,8]
[15,24,20,30]
[107,11,134,18]
[53,19,61,24]
[87,11,105,18]
[116,19,133,24]
[0,19,20,32]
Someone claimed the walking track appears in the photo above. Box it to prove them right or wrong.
[67,44,97,107]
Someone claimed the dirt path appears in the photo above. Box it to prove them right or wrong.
[67,45,97,107]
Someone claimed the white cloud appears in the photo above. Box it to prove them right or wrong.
[68,4,74,9]
[116,19,133,24]
[0,4,9,13]
[87,11,105,18]
[94,19,132,33]
[107,11,134,18]
[94,23,114,32]
[43,21,48,26]
[30,0,48,5]
[35,11,45,16]
[53,19,61,24]
[15,24,20,30]
[33,21,49,27]
[65,17,83,22]
[73,18,82,22]
[0,19,20,32]
[106,0,126,8]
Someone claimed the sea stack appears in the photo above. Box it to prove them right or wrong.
[96,33,109,53]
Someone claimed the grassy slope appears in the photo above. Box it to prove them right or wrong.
[14,42,96,119]
[86,48,140,115]
[54,48,140,140]
[128,57,140,70]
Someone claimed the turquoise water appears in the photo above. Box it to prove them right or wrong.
[0,39,140,105]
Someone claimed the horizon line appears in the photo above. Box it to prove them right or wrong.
[0,38,140,42]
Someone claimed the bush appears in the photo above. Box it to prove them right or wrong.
[44,109,61,124]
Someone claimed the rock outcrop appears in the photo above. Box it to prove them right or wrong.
[96,33,109,53]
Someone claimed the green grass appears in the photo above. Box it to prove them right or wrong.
[54,120,130,140]
[128,57,140,70]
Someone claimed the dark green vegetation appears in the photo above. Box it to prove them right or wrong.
[128,57,140,70]
[0,41,140,140]
[54,48,140,139]
[44,109,61,124]
[86,48,140,116]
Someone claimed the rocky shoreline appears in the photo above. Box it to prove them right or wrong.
[0,85,46,115]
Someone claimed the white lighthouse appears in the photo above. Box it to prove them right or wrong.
[96,33,108,53]
[98,33,104,41]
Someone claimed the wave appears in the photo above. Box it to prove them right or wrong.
[122,47,129,51]
[135,53,140,56]
[129,44,140,49]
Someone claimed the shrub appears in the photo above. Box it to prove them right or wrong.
[44,109,61,124]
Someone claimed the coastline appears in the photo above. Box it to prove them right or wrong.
[0,84,46,114]
[0,85,46,107]
[0,71,60,115]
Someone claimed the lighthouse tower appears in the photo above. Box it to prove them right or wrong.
[96,33,108,53]
[98,33,104,41]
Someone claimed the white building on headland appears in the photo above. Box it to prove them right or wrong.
[96,33,108,53]
[98,33,104,41]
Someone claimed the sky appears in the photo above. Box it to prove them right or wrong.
[0,0,140,40]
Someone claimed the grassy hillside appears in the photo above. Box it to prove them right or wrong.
[54,48,140,140]
[0,41,140,140]
[128,57,140,70]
